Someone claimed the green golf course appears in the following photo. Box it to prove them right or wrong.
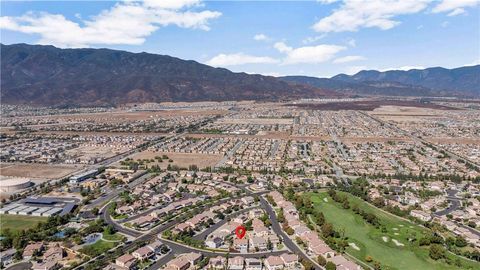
[305,191,480,270]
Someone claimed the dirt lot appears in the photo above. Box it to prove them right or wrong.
[217,118,293,125]
[369,105,450,122]
[16,108,228,124]
[65,145,124,159]
[427,138,480,144]
[131,150,222,169]
[0,163,84,179]
[290,100,458,111]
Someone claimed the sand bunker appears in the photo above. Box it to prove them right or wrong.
[393,239,405,246]
[349,243,360,250]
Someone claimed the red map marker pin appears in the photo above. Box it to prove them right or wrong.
[235,225,246,239]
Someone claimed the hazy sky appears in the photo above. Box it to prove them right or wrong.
[1,0,479,77]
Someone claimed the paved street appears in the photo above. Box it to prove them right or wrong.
[5,262,32,270]
[434,189,461,216]
[192,206,256,241]
[259,196,323,270]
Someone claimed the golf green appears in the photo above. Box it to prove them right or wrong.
[305,192,479,270]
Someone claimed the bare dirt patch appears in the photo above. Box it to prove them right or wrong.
[131,150,222,169]
[290,100,458,111]
[0,163,84,179]
[218,118,293,125]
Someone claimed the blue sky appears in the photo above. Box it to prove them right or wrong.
[1,0,479,77]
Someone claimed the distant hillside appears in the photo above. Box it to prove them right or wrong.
[331,66,480,96]
[1,43,337,106]
[280,76,439,96]
[281,66,480,97]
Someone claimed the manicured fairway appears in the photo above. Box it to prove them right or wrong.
[0,214,47,233]
[306,192,480,270]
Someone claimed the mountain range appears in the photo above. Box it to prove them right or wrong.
[281,65,480,97]
[0,43,335,106]
[1,43,479,106]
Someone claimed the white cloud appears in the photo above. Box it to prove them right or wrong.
[142,0,201,10]
[302,35,327,44]
[380,65,425,71]
[346,38,356,47]
[312,0,431,33]
[318,0,340,4]
[0,0,221,47]
[345,65,367,75]
[333,55,366,64]
[256,71,284,77]
[441,21,450,27]
[206,53,278,67]
[465,58,480,66]
[274,42,346,64]
[273,42,293,53]
[253,33,269,41]
[447,8,466,16]
[432,0,478,14]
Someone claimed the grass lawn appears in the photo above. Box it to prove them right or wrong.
[305,192,480,270]
[113,214,128,220]
[0,214,47,233]
[102,232,125,242]
[79,239,117,257]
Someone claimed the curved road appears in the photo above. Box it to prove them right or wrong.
[434,189,461,216]
[259,196,322,270]
[5,262,32,270]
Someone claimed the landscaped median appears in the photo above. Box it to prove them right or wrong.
[302,190,480,270]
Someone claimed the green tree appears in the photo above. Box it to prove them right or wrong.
[104,224,116,235]
[321,223,335,238]
[267,239,273,250]
[317,255,327,266]
[316,212,325,226]
[429,244,446,260]
[455,236,467,247]
[326,261,336,270]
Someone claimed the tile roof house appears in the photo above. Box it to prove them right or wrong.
[264,255,284,270]
[115,254,137,269]
[228,256,245,270]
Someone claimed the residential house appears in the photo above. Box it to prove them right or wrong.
[264,256,283,270]
[115,254,137,269]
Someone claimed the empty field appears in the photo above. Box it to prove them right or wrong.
[132,150,222,169]
[291,101,458,111]
[218,118,294,125]
[0,163,83,179]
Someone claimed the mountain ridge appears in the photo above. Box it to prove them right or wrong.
[1,43,337,106]
[2,43,479,106]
